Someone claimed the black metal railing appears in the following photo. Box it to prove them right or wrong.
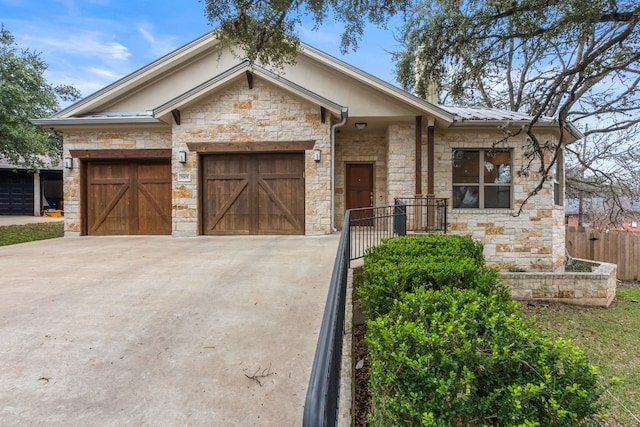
[302,210,351,427]
[349,205,407,261]
[302,198,448,426]
[349,198,448,261]
[394,196,448,234]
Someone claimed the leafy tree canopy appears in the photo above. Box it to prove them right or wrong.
[394,0,639,213]
[0,26,80,169]
[202,0,409,68]
[204,0,639,214]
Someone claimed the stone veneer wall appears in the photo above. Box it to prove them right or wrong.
[502,259,617,307]
[387,123,416,206]
[432,129,564,271]
[171,78,332,236]
[334,132,387,227]
[62,129,172,236]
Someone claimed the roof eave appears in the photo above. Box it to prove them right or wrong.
[452,119,583,142]
[31,117,166,128]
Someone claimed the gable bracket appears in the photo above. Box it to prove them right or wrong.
[320,107,326,123]
[171,109,181,125]
[246,70,254,89]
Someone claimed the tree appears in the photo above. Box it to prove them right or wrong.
[202,0,640,214]
[0,26,80,169]
[395,0,640,214]
[565,127,640,227]
[202,0,409,68]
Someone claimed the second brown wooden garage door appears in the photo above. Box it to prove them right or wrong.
[202,153,305,235]
[86,161,171,235]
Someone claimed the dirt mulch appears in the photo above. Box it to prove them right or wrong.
[353,323,370,426]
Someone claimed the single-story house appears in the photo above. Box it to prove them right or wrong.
[32,32,579,271]
[0,157,63,216]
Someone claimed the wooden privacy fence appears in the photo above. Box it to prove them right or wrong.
[566,228,640,281]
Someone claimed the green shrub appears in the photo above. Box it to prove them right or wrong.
[358,235,508,317]
[364,235,485,267]
[365,287,602,426]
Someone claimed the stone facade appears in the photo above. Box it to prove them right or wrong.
[60,87,566,272]
[62,129,172,236]
[334,131,388,227]
[386,123,416,206]
[373,125,566,272]
[171,79,332,236]
[429,128,564,271]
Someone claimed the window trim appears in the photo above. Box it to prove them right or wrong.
[452,148,513,209]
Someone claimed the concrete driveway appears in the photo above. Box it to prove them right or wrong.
[0,234,339,426]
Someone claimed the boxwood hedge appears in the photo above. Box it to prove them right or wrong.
[359,235,602,426]
[358,235,509,318]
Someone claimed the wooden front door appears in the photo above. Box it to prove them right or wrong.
[202,153,305,235]
[346,163,374,225]
[86,161,171,235]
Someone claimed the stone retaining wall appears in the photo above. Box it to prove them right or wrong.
[502,259,617,307]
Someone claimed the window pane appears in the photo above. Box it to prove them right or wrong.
[452,151,479,183]
[453,186,479,208]
[485,186,511,208]
[484,151,511,183]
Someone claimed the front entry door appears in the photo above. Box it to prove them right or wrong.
[346,163,374,225]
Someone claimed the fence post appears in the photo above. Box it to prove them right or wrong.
[393,200,407,236]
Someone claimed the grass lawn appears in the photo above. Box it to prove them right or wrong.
[0,222,64,246]
[523,282,640,426]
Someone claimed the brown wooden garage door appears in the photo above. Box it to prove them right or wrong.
[86,161,171,235]
[203,153,304,235]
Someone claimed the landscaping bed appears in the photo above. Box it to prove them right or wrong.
[352,235,609,426]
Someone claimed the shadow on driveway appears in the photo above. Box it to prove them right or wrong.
[0,234,339,426]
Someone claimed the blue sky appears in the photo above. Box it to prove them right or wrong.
[1,0,403,106]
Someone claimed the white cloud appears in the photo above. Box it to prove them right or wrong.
[136,22,181,58]
[138,24,155,44]
[27,31,131,61]
[83,66,121,81]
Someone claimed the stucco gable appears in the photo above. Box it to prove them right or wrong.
[39,32,455,126]
[153,60,346,124]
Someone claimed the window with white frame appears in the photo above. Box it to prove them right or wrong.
[452,149,512,209]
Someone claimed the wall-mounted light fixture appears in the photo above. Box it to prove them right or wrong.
[354,122,367,130]
[63,156,73,169]
[313,149,321,162]
[178,150,187,163]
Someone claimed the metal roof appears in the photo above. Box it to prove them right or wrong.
[440,106,550,122]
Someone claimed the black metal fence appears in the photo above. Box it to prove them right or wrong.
[302,198,447,426]
[394,196,448,234]
[349,197,448,261]
[349,205,405,261]
[302,210,351,427]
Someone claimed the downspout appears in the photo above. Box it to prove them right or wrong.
[331,107,349,232]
